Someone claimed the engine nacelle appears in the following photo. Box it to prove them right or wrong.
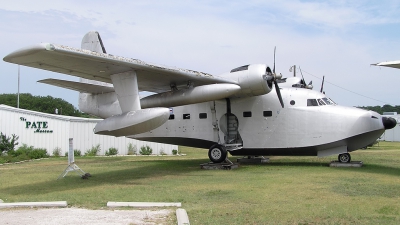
[225,64,273,98]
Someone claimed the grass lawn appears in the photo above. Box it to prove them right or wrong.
[1,141,400,224]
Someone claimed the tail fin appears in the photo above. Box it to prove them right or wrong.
[81,31,107,53]
[79,31,120,118]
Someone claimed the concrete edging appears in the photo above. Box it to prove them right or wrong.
[0,201,67,208]
[176,208,190,225]
[107,201,181,207]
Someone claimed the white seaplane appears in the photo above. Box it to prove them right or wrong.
[4,31,396,164]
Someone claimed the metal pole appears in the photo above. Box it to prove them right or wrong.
[17,65,20,108]
[293,65,296,77]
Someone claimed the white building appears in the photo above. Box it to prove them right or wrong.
[381,112,400,142]
[0,105,177,156]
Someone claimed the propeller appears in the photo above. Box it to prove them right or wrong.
[263,47,284,108]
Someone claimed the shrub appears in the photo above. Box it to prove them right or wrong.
[52,147,61,157]
[74,149,81,157]
[0,132,19,154]
[85,144,100,156]
[139,145,152,155]
[105,147,118,156]
[127,143,137,155]
[29,148,49,159]
[159,148,166,155]
[172,149,178,155]
[13,144,34,157]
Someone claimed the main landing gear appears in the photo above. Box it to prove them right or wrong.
[338,153,351,163]
[208,144,228,163]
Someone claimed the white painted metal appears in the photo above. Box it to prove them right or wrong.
[141,83,241,108]
[94,108,170,136]
[0,105,177,156]
[110,71,141,112]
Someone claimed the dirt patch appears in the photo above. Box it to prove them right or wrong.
[0,207,172,225]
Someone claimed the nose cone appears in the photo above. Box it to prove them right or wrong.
[382,117,397,130]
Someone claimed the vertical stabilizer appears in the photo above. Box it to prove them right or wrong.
[81,31,107,53]
[79,31,119,117]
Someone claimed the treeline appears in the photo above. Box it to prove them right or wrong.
[0,93,92,117]
[357,104,400,115]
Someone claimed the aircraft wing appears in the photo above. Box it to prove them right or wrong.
[372,60,400,70]
[4,43,236,93]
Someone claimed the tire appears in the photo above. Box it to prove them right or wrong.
[208,144,227,163]
[338,153,351,163]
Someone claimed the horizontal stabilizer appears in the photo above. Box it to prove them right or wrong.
[38,79,114,94]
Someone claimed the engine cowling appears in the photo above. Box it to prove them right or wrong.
[227,64,273,98]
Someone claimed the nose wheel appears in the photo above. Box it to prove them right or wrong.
[208,144,227,163]
[338,153,351,163]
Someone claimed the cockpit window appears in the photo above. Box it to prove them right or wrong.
[322,98,334,105]
[308,98,336,107]
[307,99,318,106]
[317,99,326,105]
[230,65,249,73]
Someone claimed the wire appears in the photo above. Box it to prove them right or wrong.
[300,69,389,105]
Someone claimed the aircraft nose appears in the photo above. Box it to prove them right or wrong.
[382,117,397,130]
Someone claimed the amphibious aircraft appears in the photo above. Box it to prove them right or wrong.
[4,31,396,164]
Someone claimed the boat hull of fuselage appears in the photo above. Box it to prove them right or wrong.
[132,90,385,157]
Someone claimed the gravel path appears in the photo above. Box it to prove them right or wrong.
[0,208,172,225]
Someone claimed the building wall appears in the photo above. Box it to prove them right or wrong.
[381,114,400,142]
[0,105,177,156]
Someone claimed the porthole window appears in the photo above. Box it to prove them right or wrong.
[263,111,272,117]
[199,113,207,119]
[169,114,175,120]
[243,111,252,117]
[290,100,295,105]
[183,114,190,119]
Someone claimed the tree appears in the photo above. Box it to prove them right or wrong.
[0,132,19,154]
[0,93,93,117]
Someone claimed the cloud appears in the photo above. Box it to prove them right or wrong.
[1,1,400,107]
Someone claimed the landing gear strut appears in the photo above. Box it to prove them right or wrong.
[208,144,227,163]
[338,153,351,163]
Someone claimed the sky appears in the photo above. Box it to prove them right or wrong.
[1,0,400,108]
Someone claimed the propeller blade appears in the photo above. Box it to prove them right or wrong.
[273,46,276,74]
[320,76,325,93]
[274,80,284,108]
[299,66,306,86]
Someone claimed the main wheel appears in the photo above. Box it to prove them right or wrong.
[208,144,227,163]
[338,153,351,163]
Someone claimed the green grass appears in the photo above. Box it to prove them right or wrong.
[1,142,400,224]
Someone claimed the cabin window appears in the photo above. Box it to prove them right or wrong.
[199,113,207,119]
[169,114,175,120]
[183,114,190,119]
[263,111,272,117]
[290,100,295,105]
[230,65,249,73]
[243,111,252,117]
[307,99,318,106]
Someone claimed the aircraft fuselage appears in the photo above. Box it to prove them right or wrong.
[133,86,385,157]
